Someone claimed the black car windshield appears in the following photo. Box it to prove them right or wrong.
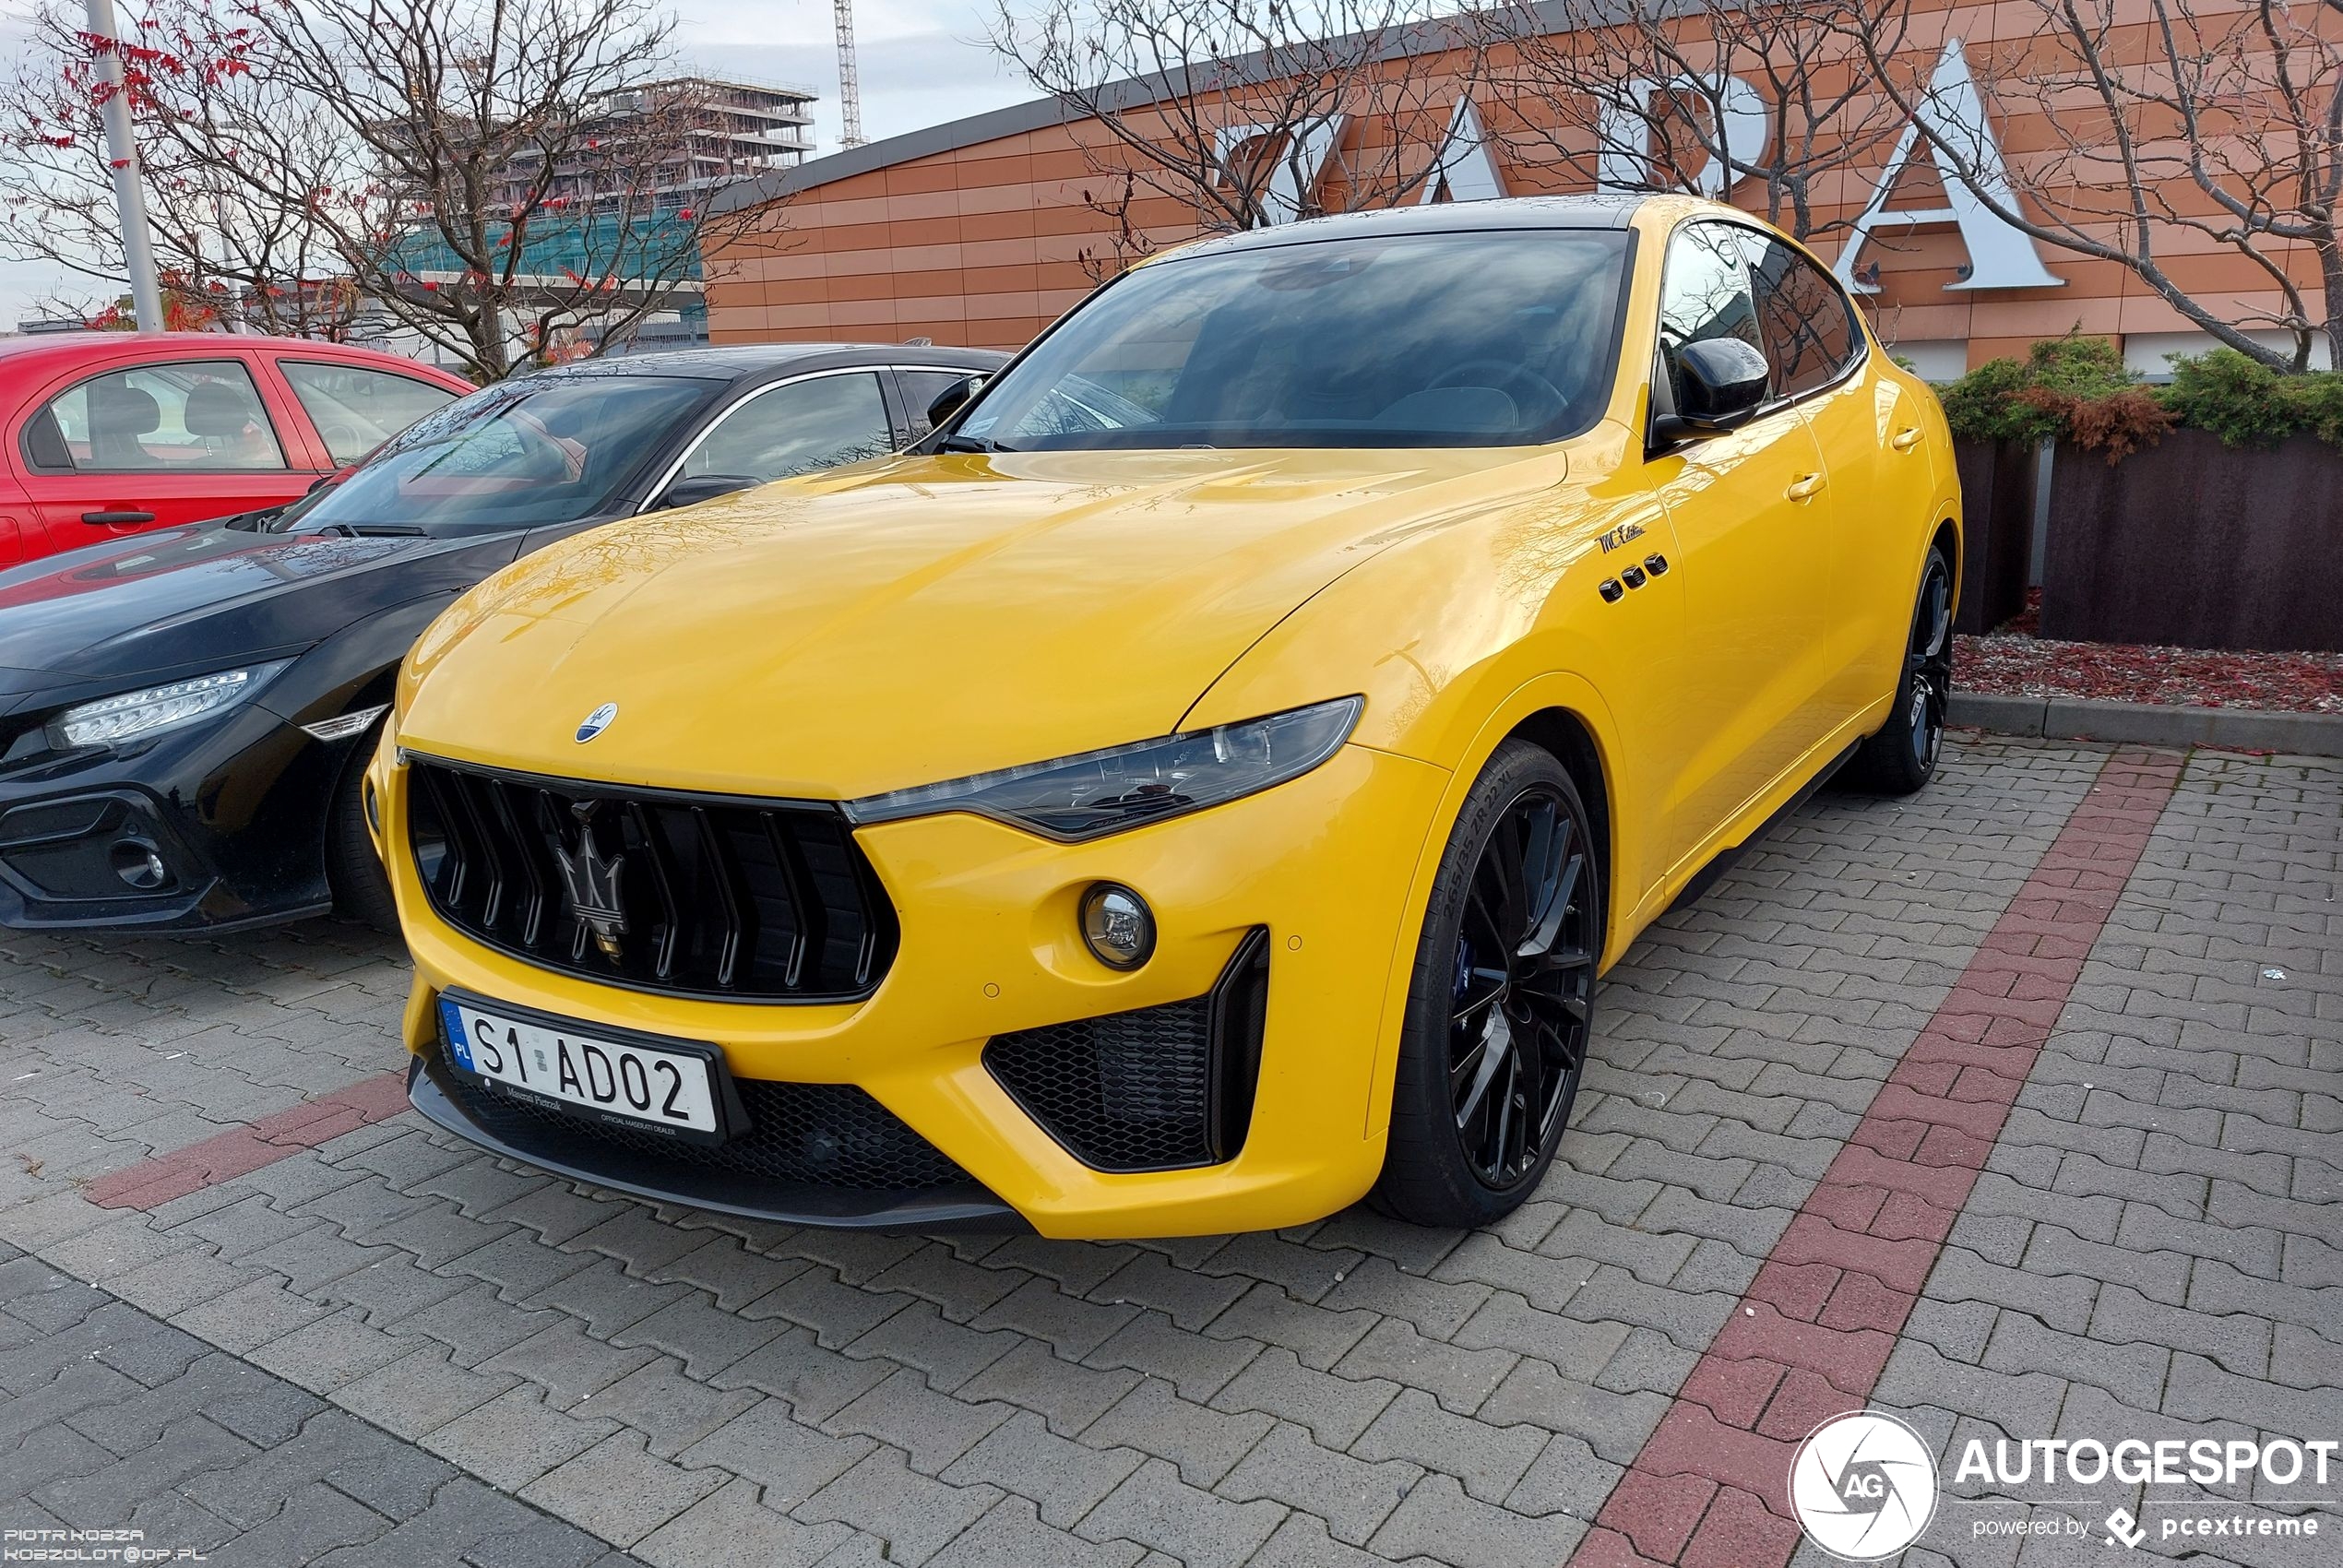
[955,229,1632,451]
[273,374,713,532]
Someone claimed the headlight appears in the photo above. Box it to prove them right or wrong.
[48,663,287,751]
[845,696,1363,841]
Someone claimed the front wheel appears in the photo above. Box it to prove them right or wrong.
[1373,740,1600,1229]
[1847,545,1953,796]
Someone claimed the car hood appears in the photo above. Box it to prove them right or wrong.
[0,523,531,702]
[399,446,1566,800]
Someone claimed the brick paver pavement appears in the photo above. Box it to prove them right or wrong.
[0,735,2335,1567]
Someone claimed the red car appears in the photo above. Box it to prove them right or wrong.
[0,333,474,567]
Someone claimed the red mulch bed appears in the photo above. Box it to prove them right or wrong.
[1956,594,2343,713]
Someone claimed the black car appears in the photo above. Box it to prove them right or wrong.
[0,343,1004,936]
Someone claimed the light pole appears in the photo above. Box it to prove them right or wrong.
[85,0,164,331]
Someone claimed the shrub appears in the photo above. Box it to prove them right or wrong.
[2295,374,2343,447]
[1938,356,2040,444]
[2022,386,2176,464]
[1936,334,2136,445]
[2158,350,2306,449]
[1935,335,2343,457]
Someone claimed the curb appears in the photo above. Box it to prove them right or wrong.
[1949,692,2343,758]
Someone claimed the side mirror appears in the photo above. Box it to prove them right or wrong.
[656,473,757,511]
[1655,338,1769,443]
[924,374,983,433]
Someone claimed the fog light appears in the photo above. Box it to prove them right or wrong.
[110,840,170,892]
[1081,883,1155,970]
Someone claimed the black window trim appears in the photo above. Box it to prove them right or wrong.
[18,354,293,477]
[887,362,993,444]
[1649,216,1871,438]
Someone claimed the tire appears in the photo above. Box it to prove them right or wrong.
[1373,739,1600,1229]
[327,722,399,935]
[1846,544,1954,797]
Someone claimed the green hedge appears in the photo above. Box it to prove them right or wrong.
[1933,336,2343,458]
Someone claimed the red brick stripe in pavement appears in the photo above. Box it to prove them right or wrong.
[1567,747,2188,1568]
[85,1069,410,1210]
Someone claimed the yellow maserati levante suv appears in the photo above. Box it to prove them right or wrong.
[370,195,1957,1238]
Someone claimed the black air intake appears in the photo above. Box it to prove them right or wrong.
[984,929,1270,1171]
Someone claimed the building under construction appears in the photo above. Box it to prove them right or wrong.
[488,76,820,214]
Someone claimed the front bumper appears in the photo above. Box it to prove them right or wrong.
[0,705,350,932]
[384,742,1452,1239]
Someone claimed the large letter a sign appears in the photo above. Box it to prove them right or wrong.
[1835,40,2062,293]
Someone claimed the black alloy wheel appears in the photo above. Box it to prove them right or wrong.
[1374,740,1599,1227]
[1849,545,1954,795]
[1448,783,1595,1186]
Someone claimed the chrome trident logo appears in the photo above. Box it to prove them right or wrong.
[576,702,618,743]
[553,811,628,962]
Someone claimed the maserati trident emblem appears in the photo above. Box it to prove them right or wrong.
[575,703,618,743]
[553,815,628,962]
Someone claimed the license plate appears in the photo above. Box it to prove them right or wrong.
[440,995,721,1137]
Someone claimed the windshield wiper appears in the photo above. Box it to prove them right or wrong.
[937,434,1013,453]
[312,523,429,538]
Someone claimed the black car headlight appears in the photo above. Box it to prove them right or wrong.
[845,696,1364,841]
[46,662,290,752]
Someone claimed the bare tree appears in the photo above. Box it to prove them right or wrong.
[1,0,779,377]
[988,0,1493,268]
[1488,0,1915,243]
[1857,0,2343,371]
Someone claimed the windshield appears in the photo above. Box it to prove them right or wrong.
[275,374,713,532]
[957,229,1632,451]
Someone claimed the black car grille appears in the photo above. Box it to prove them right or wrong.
[984,929,1270,1172]
[405,756,898,1003]
[436,1038,971,1193]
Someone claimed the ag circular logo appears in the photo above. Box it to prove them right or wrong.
[1789,1410,1939,1561]
[575,703,618,744]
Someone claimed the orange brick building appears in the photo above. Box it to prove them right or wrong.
[699,4,2335,378]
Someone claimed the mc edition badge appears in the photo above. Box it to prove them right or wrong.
[1790,1411,1941,1561]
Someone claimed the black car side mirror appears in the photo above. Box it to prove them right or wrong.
[925,374,983,433]
[657,473,758,511]
[1653,339,1770,444]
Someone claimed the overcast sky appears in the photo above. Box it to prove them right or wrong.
[0,0,1034,327]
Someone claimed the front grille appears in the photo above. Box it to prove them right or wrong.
[437,1037,971,1192]
[984,929,1270,1172]
[405,756,898,1003]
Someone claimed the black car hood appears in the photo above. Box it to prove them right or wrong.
[0,523,531,702]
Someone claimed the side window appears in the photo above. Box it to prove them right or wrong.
[1741,232,1861,398]
[898,368,975,439]
[1657,224,1766,409]
[29,361,288,472]
[683,373,896,482]
[280,362,460,466]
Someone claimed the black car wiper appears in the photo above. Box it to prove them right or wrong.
[313,524,430,538]
[936,434,1013,453]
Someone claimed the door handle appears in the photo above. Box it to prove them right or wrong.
[1891,427,1923,452]
[1784,474,1826,502]
[83,509,156,526]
